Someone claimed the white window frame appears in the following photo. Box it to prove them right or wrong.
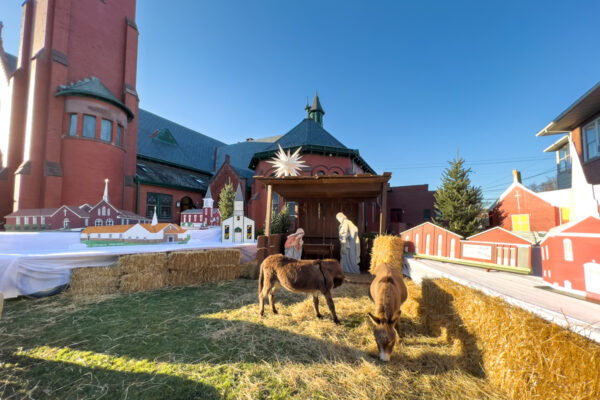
[106,218,114,226]
[95,219,103,227]
[415,233,420,253]
[563,239,573,261]
[583,118,600,162]
[63,218,70,229]
[437,234,442,257]
[425,234,431,255]
[450,238,456,258]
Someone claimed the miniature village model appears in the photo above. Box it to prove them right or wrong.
[80,207,189,245]
[179,187,221,229]
[4,180,149,230]
[222,184,255,244]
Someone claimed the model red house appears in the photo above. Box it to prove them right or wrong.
[489,170,569,233]
[462,227,535,270]
[401,222,463,259]
[539,216,600,301]
[180,187,221,229]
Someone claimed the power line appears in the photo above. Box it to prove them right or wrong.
[385,155,550,170]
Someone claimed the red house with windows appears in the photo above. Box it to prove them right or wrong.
[461,227,535,271]
[180,187,221,229]
[400,222,463,259]
[540,216,600,301]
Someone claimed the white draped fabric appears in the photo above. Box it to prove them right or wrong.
[0,228,256,299]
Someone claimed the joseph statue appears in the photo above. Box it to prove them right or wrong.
[336,212,360,274]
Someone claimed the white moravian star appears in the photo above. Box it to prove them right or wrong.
[267,145,307,177]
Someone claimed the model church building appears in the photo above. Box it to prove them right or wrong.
[222,184,255,243]
[180,187,221,229]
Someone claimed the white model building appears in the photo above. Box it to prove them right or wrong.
[221,184,255,243]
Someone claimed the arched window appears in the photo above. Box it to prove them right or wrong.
[106,218,114,226]
[437,234,443,257]
[415,233,420,253]
[563,239,573,261]
[450,238,456,258]
[317,171,325,176]
[426,234,431,255]
[95,219,103,227]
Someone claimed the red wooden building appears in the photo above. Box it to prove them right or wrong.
[462,227,535,271]
[489,170,569,233]
[540,216,600,301]
[401,222,463,259]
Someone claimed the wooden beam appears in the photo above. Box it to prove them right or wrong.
[379,183,388,235]
[265,185,272,236]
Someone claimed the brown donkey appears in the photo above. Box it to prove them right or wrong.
[368,262,408,361]
[258,254,345,324]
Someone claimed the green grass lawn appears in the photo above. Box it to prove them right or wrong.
[0,279,506,399]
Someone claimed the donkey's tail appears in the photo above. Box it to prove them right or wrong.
[258,260,264,296]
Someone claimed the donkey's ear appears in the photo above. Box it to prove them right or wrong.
[368,313,381,325]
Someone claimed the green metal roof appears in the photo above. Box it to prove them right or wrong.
[55,76,134,120]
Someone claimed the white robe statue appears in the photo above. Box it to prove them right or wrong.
[336,212,360,274]
[284,228,305,259]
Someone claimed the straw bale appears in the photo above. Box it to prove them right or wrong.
[118,253,167,275]
[420,278,600,399]
[168,250,210,271]
[68,265,120,295]
[167,264,240,287]
[239,261,259,280]
[119,271,168,293]
[369,235,404,274]
[207,248,241,266]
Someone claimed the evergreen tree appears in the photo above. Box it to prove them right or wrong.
[270,204,291,234]
[433,156,483,237]
[218,182,235,221]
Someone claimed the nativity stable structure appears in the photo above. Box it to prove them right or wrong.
[255,173,391,260]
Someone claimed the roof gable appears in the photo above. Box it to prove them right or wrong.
[137,109,225,173]
[563,215,600,234]
[467,226,534,245]
[399,221,464,239]
[495,181,554,209]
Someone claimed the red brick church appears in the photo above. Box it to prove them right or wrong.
[0,0,433,233]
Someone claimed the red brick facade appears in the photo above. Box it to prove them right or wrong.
[138,184,204,225]
[0,0,138,224]
[209,155,248,212]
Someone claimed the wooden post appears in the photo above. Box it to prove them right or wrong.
[265,185,272,236]
[379,183,388,235]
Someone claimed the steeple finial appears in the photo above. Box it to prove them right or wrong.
[151,206,158,226]
[102,178,109,202]
[308,91,325,126]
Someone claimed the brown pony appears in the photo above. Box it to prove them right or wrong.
[258,254,344,324]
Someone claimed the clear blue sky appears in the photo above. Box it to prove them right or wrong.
[2,0,599,205]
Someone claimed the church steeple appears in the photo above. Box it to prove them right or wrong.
[307,91,325,126]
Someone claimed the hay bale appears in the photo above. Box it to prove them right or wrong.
[268,234,284,255]
[118,253,167,274]
[119,271,168,293]
[207,249,240,266]
[369,234,404,274]
[166,250,241,287]
[239,261,259,280]
[69,265,120,295]
[168,250,210,271]
[167,264,240,287]
[420,278,600,399]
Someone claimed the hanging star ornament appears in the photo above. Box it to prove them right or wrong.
[267,145,307,177]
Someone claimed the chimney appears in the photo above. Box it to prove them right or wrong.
[512,170,522,184]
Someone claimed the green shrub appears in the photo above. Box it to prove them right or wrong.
[270,204,291,234]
